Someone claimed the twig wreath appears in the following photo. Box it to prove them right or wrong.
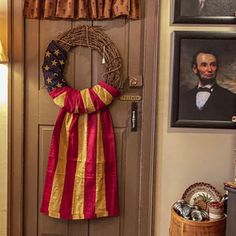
[40,25,121,220]
[55,25,123,88]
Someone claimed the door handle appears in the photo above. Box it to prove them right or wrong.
[131,102,138,132]
[129,75,143,88]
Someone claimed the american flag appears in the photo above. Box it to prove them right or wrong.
[40,40,120,220]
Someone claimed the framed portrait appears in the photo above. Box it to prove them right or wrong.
[173,0,236,24]
[171,31,236,129]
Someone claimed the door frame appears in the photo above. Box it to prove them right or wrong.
[9,0,160,235]
[138,0,160,235]
[8,0,25,235]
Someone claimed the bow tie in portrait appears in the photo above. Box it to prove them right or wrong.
[197,87,213,93]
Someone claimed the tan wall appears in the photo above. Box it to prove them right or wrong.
[0,0,8,54]
[0,106,7,236]
[0,1,8,236]
[154,1,236,236]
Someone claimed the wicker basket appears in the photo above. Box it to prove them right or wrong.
[169,208,226,236]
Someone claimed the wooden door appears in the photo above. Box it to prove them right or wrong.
[25,19,141,236]
[9,0,159,235]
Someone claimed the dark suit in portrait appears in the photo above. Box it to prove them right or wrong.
[179,83,236,121]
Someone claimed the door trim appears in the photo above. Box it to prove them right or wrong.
[8,0,25,235]
[138,0,159,235]
[9,0,160,235]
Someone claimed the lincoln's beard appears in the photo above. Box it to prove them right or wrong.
[199,77,216,86]
[197,71,217,86]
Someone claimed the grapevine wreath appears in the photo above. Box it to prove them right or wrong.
[40,25,123,220]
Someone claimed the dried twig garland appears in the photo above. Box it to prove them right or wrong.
[56,25,123,88]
